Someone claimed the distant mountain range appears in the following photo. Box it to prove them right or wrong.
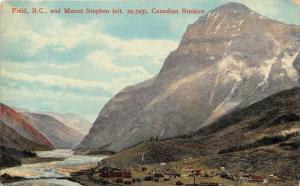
[0,103,88,150]
[22,112,84,149]
[37,112,92,135]
[76,2,300,153]
[12,108,92,136]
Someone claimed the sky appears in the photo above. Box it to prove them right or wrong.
[1,0,299,122]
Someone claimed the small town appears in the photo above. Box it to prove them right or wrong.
[70,161,280,186]
[1,1,299,186]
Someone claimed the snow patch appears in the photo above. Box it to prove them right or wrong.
[207,12,211,18]
[281,50,300,82]
[218,55,247,82]
[208,72,220,104]
[227,40,232,46]
[214,16,227,34]
[206,13,220,33]
[233,10,237,14]
[258,57,277,83]
[214,13,219,19]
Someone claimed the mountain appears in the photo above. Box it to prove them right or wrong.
[100,87,300,181]
[12,107,92,135]
[0,121,50,151]
[22,112,84,149]
[0,103,54,150]
[76,2,300,153]
[37,112,92,135]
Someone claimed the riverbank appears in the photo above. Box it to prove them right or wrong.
[0,149,107,185]
[21,156,64,164]
[68,168,118,186]
[0,146,38,169]
[0,174,71,184]
[0,155,64,183]
[0,148,65,170]
[0,173,26,183]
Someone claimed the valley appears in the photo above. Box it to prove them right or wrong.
[1,2,299,186]
[68,87,300,185]
[0,103,94,184]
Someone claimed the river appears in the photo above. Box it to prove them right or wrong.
[0,149,108,186]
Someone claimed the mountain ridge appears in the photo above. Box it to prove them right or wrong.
[0,103,54,150]
[76,2,300,153]
[1,103,85,149]
[36,111,92,135]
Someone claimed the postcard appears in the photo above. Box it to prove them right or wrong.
[0,0,299,185]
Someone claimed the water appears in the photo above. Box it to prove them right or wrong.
[0,149,108,186]
[5,179,82,186]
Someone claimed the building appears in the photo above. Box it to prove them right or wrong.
[249,175,268,183]
[99,167,131,178]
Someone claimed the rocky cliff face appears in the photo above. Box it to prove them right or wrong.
[0,104,54,150]
[1,103,85,149]
[76,2,300,153]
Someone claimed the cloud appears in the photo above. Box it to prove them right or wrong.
[87,50,124,73]
[0,1,179,121]
[0,84,109,102]
[105,38,178,59]
[91,32,178,62]
[1,3,100,53]
[1,69,109,90]
[2,60,77,70]
[86,50,153,79]
[2,2,178,58]
[2,2,178,57]
[1,66,153,94]
[293,0,300,7]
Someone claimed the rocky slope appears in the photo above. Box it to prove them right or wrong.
[76,2,300,153]
[38,112,92,135]
[101,87,300,181]
[0,103,54,150]
[0,121,50,151]
[22,113,84,149]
